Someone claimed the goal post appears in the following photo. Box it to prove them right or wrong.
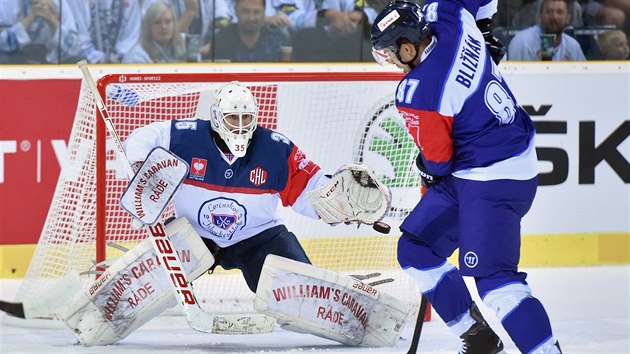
[18,71,427,318]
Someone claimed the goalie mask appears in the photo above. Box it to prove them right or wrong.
[209,81,258,157]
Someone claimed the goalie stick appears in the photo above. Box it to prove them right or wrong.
[0,300,24,318]
[76,60,215,333]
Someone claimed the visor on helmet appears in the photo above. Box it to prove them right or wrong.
[372,47,394,66]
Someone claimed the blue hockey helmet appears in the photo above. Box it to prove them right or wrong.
[370,1,430,64]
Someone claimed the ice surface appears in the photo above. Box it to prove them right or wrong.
[1,266,628,353]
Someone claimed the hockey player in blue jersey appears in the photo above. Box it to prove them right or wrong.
[371,1,561,353]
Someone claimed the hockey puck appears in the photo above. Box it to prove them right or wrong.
[372,221,391,234]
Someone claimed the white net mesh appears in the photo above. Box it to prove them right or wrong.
[17,73,423,315]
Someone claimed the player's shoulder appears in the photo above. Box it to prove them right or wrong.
[254,127,294,144]
[425,0,468,21]
[252,127,296,152]
[170,118,208,132]
[397,68,443,111]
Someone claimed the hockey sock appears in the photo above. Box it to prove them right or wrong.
[501,296,554,353]
[398,234,472,323]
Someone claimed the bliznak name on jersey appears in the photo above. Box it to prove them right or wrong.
[455,35,482,88]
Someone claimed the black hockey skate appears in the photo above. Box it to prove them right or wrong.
[555,341,563,353]
[459,302,504,354]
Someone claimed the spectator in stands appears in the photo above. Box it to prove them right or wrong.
[497,0,542,28]
[582,0,628,27]
[569,0,585,26]
[508,0,586,60]
[262,0,305,31]
[595,28,629,58]
[496,0,583,28]
[123,1,186,63]
[208,0,292,62]
[292,0,377,61]
[68,0,141,63]
[225,0,312,32]
[141,0,231,59]
[0,0,82,64]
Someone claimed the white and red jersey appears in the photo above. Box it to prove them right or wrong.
[124,119,328,248]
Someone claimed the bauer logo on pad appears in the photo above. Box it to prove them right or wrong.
[120,147,189,226]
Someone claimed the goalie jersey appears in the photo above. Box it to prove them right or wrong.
[124,119,328,248]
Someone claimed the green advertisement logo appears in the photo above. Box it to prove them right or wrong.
[354,98,421,220]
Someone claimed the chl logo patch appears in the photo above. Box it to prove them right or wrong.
[249,166,267,186]
[190,158,207,181]
[463,251,479,268]
[198,197,247,240]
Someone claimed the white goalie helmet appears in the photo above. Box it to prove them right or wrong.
[209,81,258,157]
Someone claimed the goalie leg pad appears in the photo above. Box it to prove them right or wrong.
[253,255,411,347]
[56,217,214,346]
[21,271,82,319]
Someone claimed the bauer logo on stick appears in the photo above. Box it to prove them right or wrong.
[120,147,190,225]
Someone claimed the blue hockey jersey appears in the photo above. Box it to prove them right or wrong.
[397,0,538,181]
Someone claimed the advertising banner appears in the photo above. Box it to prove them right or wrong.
[0,64,628,246]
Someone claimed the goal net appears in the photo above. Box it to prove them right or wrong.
[17,72,424,316]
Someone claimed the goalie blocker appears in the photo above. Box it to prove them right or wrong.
[120,146,189,226]
[254,255,412,346]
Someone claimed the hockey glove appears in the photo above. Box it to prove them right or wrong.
[307,164,391,225]
[415,152,441,190]
[476,18,506,65]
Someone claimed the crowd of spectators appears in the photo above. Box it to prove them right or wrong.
[1,0,628,64]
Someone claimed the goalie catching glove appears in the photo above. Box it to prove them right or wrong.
[307,164,391,225]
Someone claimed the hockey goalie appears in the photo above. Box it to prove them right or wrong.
[44,80,410,346]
